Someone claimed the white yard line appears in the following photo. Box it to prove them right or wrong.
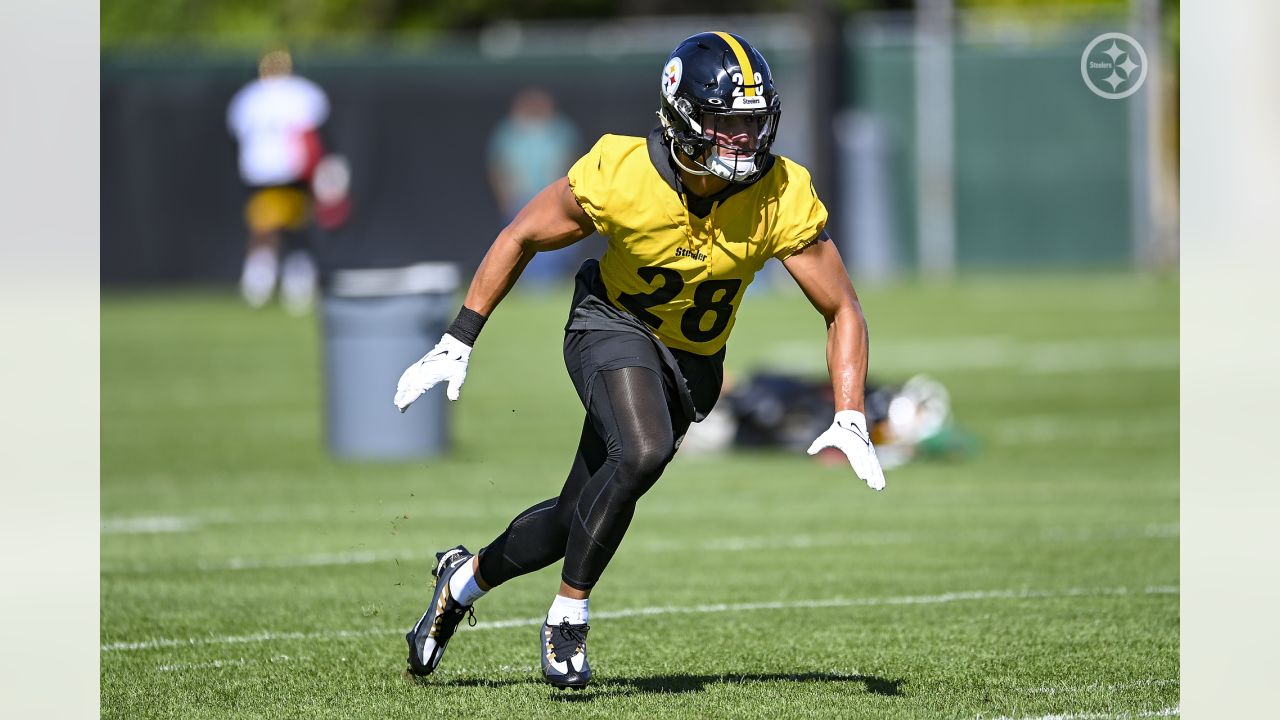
[985,706,1179,720]
[992,416,1177,446]
[157,657,254,672]
[101,524,1179,573]
[766,337,1177,375]
[1019,678,1178,695]
[209,550,398,571]
[100,502,497,535]
[102,585,1178,654]
[105,628,389,653]
[100,515,204,534]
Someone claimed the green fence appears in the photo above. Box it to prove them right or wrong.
[102,17,1159,285]
[851,23,1139,271]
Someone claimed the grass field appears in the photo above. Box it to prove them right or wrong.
[101,273,1179,719]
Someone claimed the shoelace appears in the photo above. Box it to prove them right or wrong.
[429,602,476,639]
[455,605,478,627]
[550,618,590,662]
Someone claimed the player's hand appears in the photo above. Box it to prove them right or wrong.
[806,410,886,491]
[393,334,471,412]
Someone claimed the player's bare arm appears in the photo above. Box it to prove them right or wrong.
[393,177,592,411]
[464,177,594,315]
[781,235,869,413]
[783,235,886,491]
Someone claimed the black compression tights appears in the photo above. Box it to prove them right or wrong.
[477,366,683,591]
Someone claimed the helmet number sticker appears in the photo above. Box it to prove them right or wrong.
[731,72,766,109]
[730,72,763,96]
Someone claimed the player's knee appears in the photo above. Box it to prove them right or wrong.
[614,438,674,490]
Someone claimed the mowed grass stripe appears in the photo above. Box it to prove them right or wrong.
[99,524,1178,573]
[102,585,1178,653]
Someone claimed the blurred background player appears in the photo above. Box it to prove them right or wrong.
[396,31,885,690]
[486,87,580,290]
[227,48,339,314]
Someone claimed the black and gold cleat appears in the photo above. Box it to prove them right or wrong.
[539,618,591,690]
[405,545,476,677]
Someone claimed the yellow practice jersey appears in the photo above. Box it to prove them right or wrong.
[567,133,827,355]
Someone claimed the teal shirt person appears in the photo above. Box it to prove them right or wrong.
[487,89,580,287]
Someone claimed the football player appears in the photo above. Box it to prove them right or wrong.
[396,31,885,690]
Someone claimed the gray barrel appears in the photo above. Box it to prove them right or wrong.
[322,263,460,460]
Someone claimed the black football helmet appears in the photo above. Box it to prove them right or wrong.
[657,32,782,183]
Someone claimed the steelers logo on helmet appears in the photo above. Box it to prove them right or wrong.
[661,56,682,99]
[656,31,781,183]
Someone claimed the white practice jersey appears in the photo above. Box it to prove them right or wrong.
[227,75,330,186]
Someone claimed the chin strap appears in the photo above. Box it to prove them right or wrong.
[669,141,711,176]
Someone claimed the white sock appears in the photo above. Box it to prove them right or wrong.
[547,595,589,626]
[447,559,487,606]
[280,250,317,315]
[240,247,277,308]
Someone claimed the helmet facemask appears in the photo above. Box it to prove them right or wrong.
[661,98,779,183]
[699,110,778,182]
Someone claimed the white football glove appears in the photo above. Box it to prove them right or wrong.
[806,410,887,491]
[393,334,471,412]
